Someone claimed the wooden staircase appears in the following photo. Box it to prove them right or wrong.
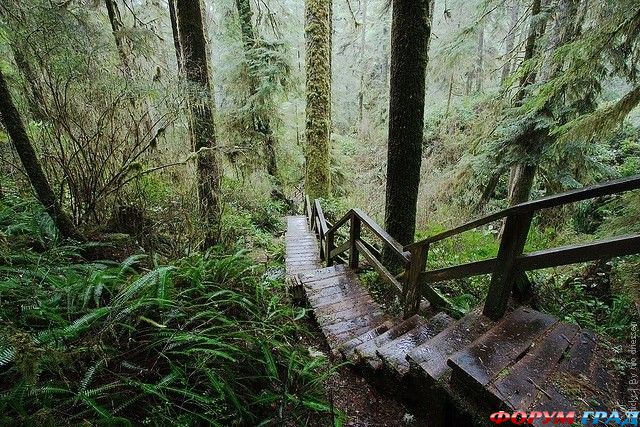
[285,193,631,425]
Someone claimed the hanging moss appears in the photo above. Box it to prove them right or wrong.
[304,0,332,199]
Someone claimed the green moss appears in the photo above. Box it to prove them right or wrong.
[304,0,332,198]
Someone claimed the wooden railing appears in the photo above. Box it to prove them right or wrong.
[404,174,640,320]
[304,174,640,320]
[304,195,409,295]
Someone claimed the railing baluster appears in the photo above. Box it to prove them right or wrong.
[349,213,361,269]
[483,211,534,320]
[326,225,335,267]
[403,243,429,318]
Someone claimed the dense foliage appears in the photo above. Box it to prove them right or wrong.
[0,196,332,426]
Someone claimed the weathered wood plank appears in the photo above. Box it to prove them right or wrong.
[487,322,579,410]
[408,174,640,249]
[352,208,410,265]
[408,308,494,383]
[376,312,453,378]
[339,319,397,359]
[354,315,426,370]
[483,212,533,320]
[421,258,496,284]
[448,307,557,392]
[517,234,640,271]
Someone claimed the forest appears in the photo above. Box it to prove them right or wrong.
[0,0,638,425]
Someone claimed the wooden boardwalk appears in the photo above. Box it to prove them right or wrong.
[285,215,321,275]
[285,214,622,426]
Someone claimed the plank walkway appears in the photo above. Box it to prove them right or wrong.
[284,216,622,426]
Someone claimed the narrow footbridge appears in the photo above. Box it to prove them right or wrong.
[285,175,640,426]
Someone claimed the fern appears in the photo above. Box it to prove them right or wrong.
[0,344,15,367]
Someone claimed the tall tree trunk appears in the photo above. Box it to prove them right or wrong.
[176,0,222,247]
[304,0,332,198]
[513,0,545,105]
[235,0,278,178]
[508,0,578,205]
[506,0,545,205]
[357,0,368,136]
[105,0,154,137]
[383,0,432,267]
[0,69,83,241]
[168,0,183,70]
[501,0,521,85]
[105,0,132,78]
[476,24,484,93]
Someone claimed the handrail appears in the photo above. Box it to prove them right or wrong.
[324,208,409,265]
[402,173,640,321]
[303,174,640,322]
[353,209,410,264]
[407,174,640,250]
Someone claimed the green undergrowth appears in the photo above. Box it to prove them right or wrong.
[0,196,334,426]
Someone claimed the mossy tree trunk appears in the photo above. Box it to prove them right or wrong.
[304,0,332,199]
[0,69,83,241]
[176,0,222,247]
[507,0,578,206]
[235,0,278,178]
[383,0,432,267]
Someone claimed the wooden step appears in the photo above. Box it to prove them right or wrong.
[448,307,558,399]
[407,308,494,384]
[298,263,390,356]
[376,312,454,379]
[338,319,397,360]
[485,321,579,410]
[527,330,619,424]
[285,215,321,275]
[354,315,427,371]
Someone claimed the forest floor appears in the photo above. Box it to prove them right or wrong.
[301,319,427,426]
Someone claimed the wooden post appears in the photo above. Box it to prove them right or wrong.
[326,226,335,267]
[349,213,361,269]
[483,211,534,320]
[310,203,316,232]
[403,243,428,318]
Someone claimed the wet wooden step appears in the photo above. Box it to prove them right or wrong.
[323,313,389,349]
[338,320,397,360]
[376,312,454,379]
[298,262,389,356]
[485,321,580,410]
[354,315,427,371]
[407,308,494,384]
[448,307,558,396]
[527,330,619,424]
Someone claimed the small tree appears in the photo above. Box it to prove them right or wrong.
[0,69,83,241]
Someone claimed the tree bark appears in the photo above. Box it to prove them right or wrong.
[105,0,132,78]
[501,0,521,85]
[508,0,579,206]
[383,0,432,267]
[476,24,484,93]
[357,0,368,136]
[176,0,222,247]
[168,0,183,70]
[235,0,278,178]
[514,0,545,104]
[304,0,332,198]
[0,69,83,241]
